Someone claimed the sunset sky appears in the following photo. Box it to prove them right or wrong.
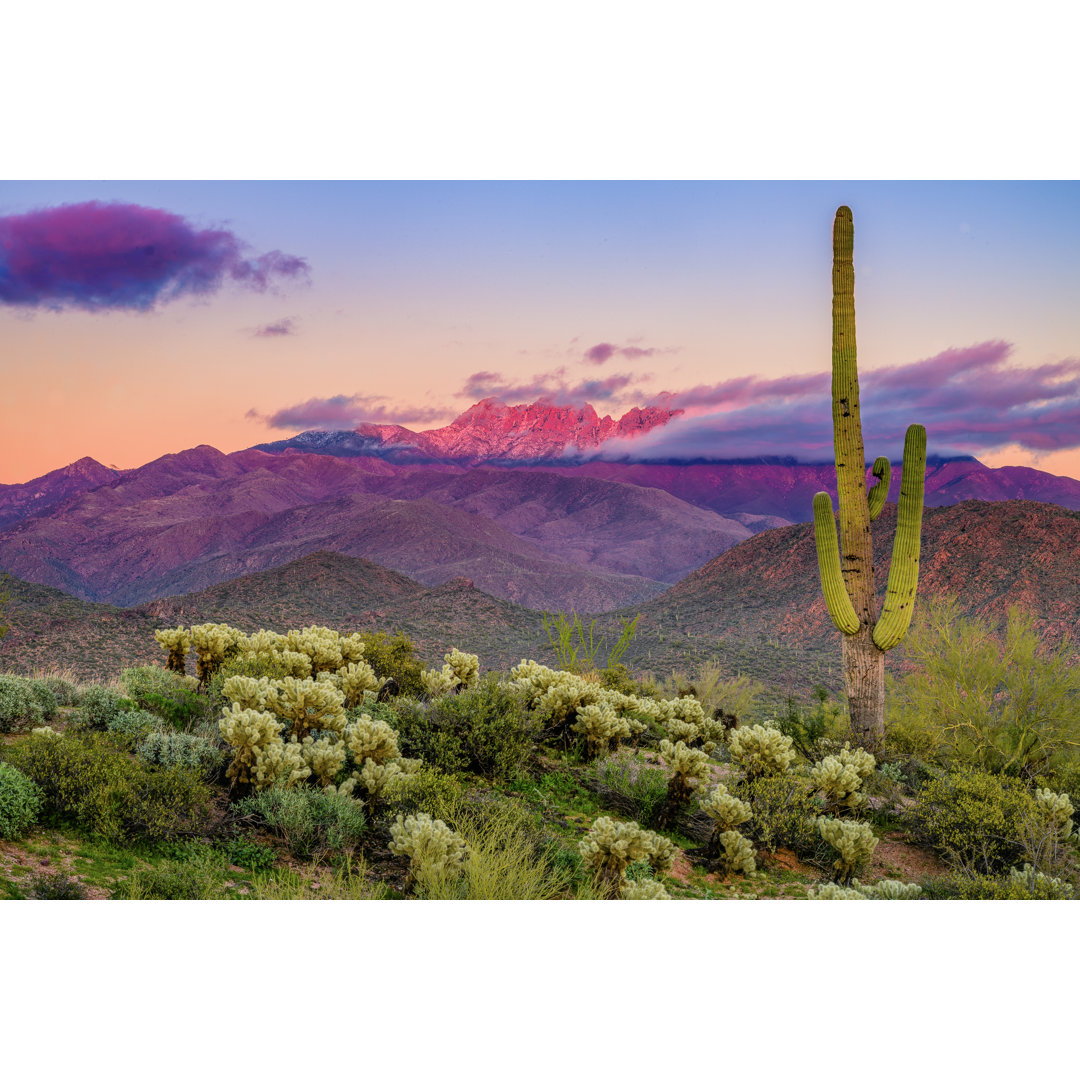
[2,180,1079,484]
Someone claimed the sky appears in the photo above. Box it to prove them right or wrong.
[2,179,1079,484]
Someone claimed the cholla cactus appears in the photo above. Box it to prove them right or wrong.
[572,702,635,760]
[811,744,876,812]
[345,714,400,765]
[1034,788,1075,840]
[421,666,460,697]
[810,879,922,899]
[265,677,346,740]
[656,696,730,753]
[579,816,675,897]
[728,724,796,780]
[334,660,383,708]
[301,736,348,787]
[31,726,62,738]
[222,675,274,712]
[155,627,192,675]
[659,739,712,805]
[421,648,481,697]
[1008,864,1075,898]
[252,739,311,790]
[190,623,244,685]
[354,756,421,810]
[818,816,879,884]
[700,783,753,832]
[716,830,756,876]
[389,812,468,891]
[219,704,284,788]
[621,879,671,900]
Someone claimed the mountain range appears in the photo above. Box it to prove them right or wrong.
[3,501,1077,697]
[2,398,1080,614]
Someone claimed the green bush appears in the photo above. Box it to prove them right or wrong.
[33,674,81,707]
[223,836,278,872]
[137,731,225,778]
[593,754,670,826]
[921,865,1078,900]
[112,848,237,900]
[75,684,129,731]
[106,708,168,747]
[357,631,426,698]
[887,598,1080,779]
[911,767,1041,876]
[0,762,44,840]
[119,666,205,728]
[392,675,536,781]
[739,774,823,855]
[237,784,367,860]
[29,870,88,900]
[5,731,214,844]
[0,675,45,732]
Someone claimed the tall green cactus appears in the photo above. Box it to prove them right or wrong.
[813,206,927,746]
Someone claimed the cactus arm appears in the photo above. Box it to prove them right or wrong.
[872,424,927,651]
[867,456,891,521]
[813,492,861,635]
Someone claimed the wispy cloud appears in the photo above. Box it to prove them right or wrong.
[597,341,1080,462]
[252,317,297,338]
[247,394,453,431]
[0,201,309,313]
[459,366,647,406]
[582,341,673,365]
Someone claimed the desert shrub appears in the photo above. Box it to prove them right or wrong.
[392,676,536,781]
[0,675,45,732]
[357,631,426,698]
[739,774,822,855]
[818,817,879,884]
[728,724,796,779]
[237,784,367,860]
[387,765,466,821]
[112,847,236,900]
[773,685,849,762]
[412,800,574,900]
[28,870,88,900]
[593,754,670,827]
[31,673,81,707]
[910,767,1044,876]
[106,708,169,748]
[119,666,205,728]
[887,597,1080,779]
[75,684,129,731]
[223,836,278,872]
[5,731,214,843]
[0,762,44,840]
[922,865,1078,900]
[137,731,225,778]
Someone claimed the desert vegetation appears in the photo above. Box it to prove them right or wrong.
[1,597,1076,901]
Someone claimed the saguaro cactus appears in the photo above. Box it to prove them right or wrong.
[813,206,926,746]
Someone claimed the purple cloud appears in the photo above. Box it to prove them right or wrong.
[582,341,666,365]
[253,317,297,338]
[248,394,453,431]
[0,201,309,312]
[597,340,1080,462]
[460,367,646,405]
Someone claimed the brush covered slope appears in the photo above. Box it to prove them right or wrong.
[0,445,749,613]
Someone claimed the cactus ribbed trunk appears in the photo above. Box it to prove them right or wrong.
[831,207,884,747]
